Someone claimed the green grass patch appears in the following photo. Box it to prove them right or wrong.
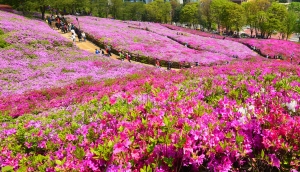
[0,29,11,48]
[104,78,118,86]
[0,68,19,74]
[76,76,93,87]
[25,54,38,59]
[29,40,50,46]
[61,68,75,73]
[0,29,4,35]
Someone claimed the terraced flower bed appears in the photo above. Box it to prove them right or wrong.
[1,59,300,171]
[129,21,258,59]
[0,11,147,96]
[163,24,300,61]
[1,11,300,172]
[68,16,234,65]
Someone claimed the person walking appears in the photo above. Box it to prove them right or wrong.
[77,30,82,42]
[128,54,131,62]
[106,45,112,56]
[95,49,100,54]
[71,28,75,35]
[155,58,160,68]
[71,33,76,42]
[126,53,131,62]
[68,23,72,32]
[82,32,86,42]
[47,16,52,27]
[167,61,172,70]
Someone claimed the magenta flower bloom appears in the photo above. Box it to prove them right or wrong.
[269,154,280,168]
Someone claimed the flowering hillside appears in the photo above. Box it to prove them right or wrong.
[240,39,300,59]
[69,16,234,64]
[128,21,258,59]
[1,59,300,171]
[163,24,300,61]
[0,11,147,96]
[0,12,300,172]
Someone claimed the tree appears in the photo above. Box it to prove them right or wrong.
[170,0,182,23]
[26,0,54,20]
[2,0,32,15]
[289,2,300,33]
[91,0,110,17]
[145,0,171,23]
[282,11,298,40]
[266,2,287,38]
[242,0,276,38]
[180,3,199,26]
[110,0,123,19]
[242,1,258,37]
[210,0,229,32]
[199,0,213,30]
[121,2,145,20]
[217,2,245,33]
[289,2,300,12]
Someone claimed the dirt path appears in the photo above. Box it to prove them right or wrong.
[56,29,178,71]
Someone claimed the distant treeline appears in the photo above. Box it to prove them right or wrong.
[1,0,300,39]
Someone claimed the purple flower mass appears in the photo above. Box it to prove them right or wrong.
[68,16,237,63]
[163,24,300,60]
[0,12,148,96]
[0,11,300,172]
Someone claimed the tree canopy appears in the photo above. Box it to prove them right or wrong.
[1,0,299,39]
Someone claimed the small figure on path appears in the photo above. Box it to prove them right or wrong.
[47,16,52,27]
[95,49,100,54]
[155,58,160,68]
[71,28,75,35]
[68,23,72,32]
[167,61,172,70]
[77,30,82,42]
[127,54,131,62]
[71,33,76,42]
[71,23,75,30]
[106,45,112,56]
[82,32,86,42]
[126,53,131,62]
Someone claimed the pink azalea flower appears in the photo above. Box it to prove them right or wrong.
[269,154,280,168]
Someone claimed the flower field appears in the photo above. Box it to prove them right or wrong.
[1,59,300,171]
[239,39,300,59]
[129,21,258,59]
[163,24,300,60]
[69,16,235,64]
[1,11,300,172]
[0,11,147,96]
